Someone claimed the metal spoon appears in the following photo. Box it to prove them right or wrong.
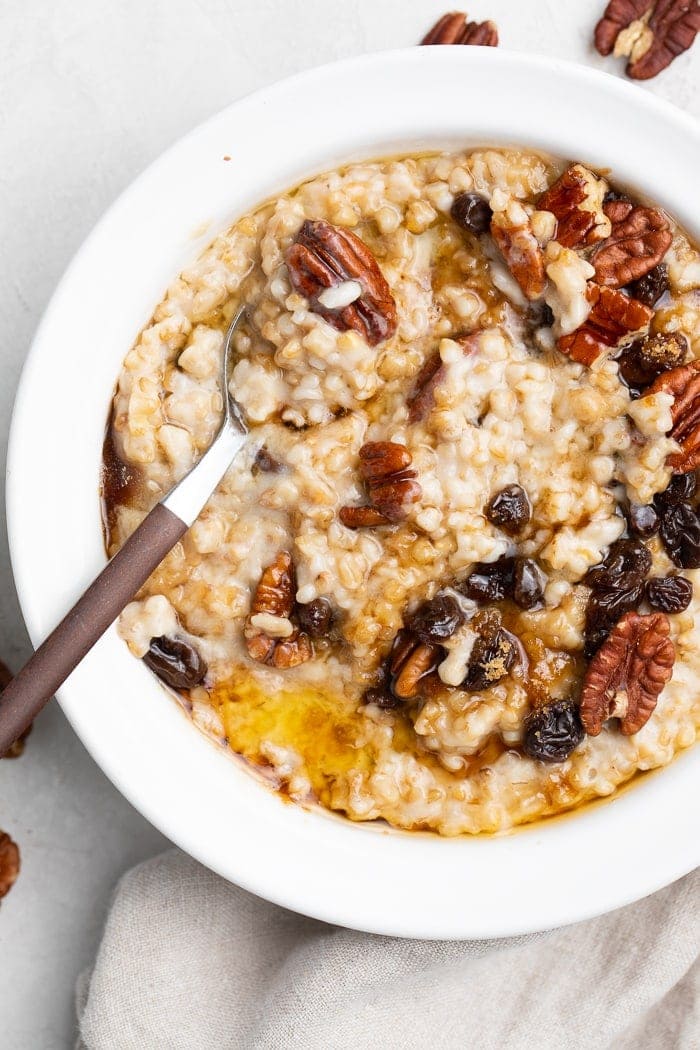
[0,307,248,755]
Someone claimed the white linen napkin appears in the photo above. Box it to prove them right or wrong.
[76,849,698,1049]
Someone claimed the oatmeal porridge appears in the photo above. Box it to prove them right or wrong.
[103,147,700,836]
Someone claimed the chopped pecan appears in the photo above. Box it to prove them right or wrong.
[286,220,397,346]
[558,284,653,365]
[407,335,479,423]
[340,442,421,527]
[591,200,672,287]
[648,359,700,472]
[537,164,610,248]
[491,217,546,301]
[421,12,499,46]
[407,351,444,424]
[596,0,700,79]
[245,552,313,667]
[0,831,20,900]
[389,629,440,700]
[580,611,674,735]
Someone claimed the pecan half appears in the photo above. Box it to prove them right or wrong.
[245,552,313,667]
[491,218,546,301]
[537,164,610,248]
[340,442,421,528]
[389,629,440,700]
[407,351,444,424]
[558,284,653,365]
[591,200,673,288]
[0,831,20,900]
[580,611,674,735]
[596,0,700,80]
[286,220,397,346]
[421,12,499,46]
[648,360,700,472]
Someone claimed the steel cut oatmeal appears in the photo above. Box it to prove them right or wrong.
[103,148,700,835]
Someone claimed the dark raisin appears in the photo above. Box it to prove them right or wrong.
[659,502,700,568]
[297,598,334,638]
[627,502,660,539]
[583,583,644,658]
[459,557,514,603]
[512,558,545,610]
[405,594,464,644]
[617,332,687,391]
[144,636,207,690]
[462,628,517,691]
[362,684,400,710]
[527,301,555,329]
[522,699,584,763]
[450,192,493,235]
[584,538,651,592]
[645,575,693,613]
[655,472,697,506]
[253,447,284,474]
[629,263,669,307]
[485,484,532,534]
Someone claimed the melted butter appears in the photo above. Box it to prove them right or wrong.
[210,676,376,803]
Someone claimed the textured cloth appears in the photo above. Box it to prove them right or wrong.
[76,850,699,1049]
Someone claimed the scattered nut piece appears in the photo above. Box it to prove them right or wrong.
[0,831,20,900]
[591,199,673,287]
[580,611,675,736]
[648,359,700,472]
[286,219,397,346]
[558,284,653,366]
[421,11,499,46]
[340,442,421,527]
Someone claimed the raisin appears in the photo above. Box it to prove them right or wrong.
[405,594,464,644]
[583,583,644,658]
[627,502,660,539]
[253,447,284,474]
[485,484,532,534]
[459,557,514,603]
[450,192,493,235]
[629,263,669,307]
[584,538,651,592]
[362,684,400,710]
[144,636,207,690]
[513,558,545,610]
[297,598,334,638]
[462,627,517,691]
[655,472,697,506]
[522,699,585,763]
[658,502,700,568]
[527,301,555,329]
[646,575,693,614]
[617,332,687,390]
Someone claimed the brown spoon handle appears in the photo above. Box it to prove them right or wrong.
[0,503,187,756]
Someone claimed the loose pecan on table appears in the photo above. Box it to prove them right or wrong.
[591,199,673,288]
[286,220,397,347]
[491,217,546,301]
[580,611,675,735]
[0,831,20,900]
[340,442,421,528]
[594,0,700,80]
[421,11,499,46]
[0,660,29,758]
[558,284,653,366]
[537,165,608,248]
[648,359,700,472]
[245,552,313,668]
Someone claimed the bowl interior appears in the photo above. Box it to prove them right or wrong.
[7,47,700,938]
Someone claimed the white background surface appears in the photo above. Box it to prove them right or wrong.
[0,2,698,1046]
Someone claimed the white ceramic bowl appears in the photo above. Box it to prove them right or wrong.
[7,48,700,939]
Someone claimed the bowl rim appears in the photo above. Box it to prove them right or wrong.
[7,46,700,939]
